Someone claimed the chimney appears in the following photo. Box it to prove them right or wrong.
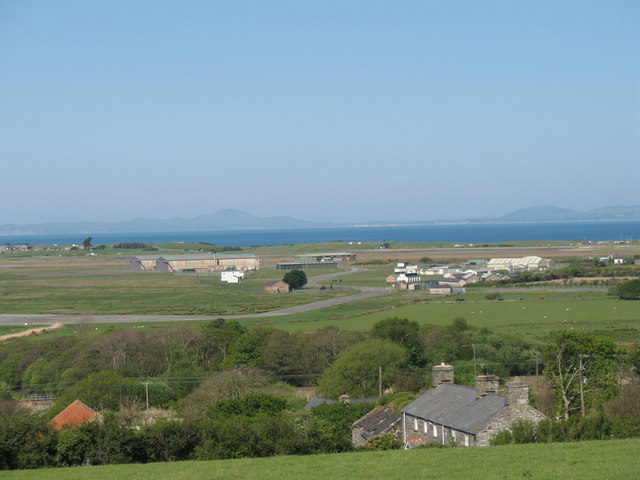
[505,377,529,406]
[475,374,499,395]
[432,362,454,387]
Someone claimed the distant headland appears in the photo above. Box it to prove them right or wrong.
[0,205,639,236]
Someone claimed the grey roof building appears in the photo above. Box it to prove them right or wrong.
[352,406,402,447]
[302,396,376,410]
[401,364,546,447]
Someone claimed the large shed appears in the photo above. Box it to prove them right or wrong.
[128,254,260,272]
[487,256,553,272]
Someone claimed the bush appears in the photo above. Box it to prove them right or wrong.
[364,434,402,450]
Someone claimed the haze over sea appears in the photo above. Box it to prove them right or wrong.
[1,221,639,248]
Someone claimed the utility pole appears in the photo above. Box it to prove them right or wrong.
[579,355,589,416]
[472,344,477,380]
[535,351,540,388]
[143,381,150,413]
[463,344,477,384]
[379,365,383,398]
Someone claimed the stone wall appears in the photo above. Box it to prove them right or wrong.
[475,405,547,446]
[403,414,476,448]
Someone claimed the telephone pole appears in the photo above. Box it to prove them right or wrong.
[578,355,589,416]
[143,381,150,413]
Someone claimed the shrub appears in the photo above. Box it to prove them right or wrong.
[365,434,402,450]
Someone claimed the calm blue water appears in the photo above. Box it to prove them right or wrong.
[1,221,638,247]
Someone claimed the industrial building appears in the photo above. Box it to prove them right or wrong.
[127,253,260,272]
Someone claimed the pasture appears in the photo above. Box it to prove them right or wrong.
[0,267,349,316]
[2,439,638,480]
[237,289,640,341]
[1,244,639,342]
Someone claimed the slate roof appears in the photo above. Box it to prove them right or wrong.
[303,397,377,410]
[352,406,401,441]
[401,384,507,434]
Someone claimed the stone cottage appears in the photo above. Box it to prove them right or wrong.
[351,406,402,447]
[401,363,546,447]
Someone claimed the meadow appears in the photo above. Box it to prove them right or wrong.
[1,241,638,343]
[0,266,348,316]
[2,439,638,480]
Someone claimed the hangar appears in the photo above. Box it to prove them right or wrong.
[128,253,260,272]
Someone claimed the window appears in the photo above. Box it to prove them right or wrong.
[424,422,428,434]
[434,424,438,437]
[414,418,418,431]
[464,434,469,447]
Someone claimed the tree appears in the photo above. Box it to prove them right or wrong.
[543,331,618,420]
[176,367,269,418]
[371,317,426,368]
[82,237,92,250]
[317,339,408,398]
[50,370,133,415]
[282,269,307,290]
[609,279,640,300]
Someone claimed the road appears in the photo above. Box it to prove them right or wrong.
[0,267,390,326]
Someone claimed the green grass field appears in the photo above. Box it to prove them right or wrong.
[3,439,638,480]
[0,269,349,316]
[231,289,640,341]
[1,249,639,342]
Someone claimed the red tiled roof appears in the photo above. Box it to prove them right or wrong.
[51,399,98,431]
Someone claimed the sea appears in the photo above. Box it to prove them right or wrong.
[1,221,639,247]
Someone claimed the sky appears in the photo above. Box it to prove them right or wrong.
[1,0,639,224]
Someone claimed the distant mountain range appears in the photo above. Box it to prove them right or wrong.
[0,206,639,236]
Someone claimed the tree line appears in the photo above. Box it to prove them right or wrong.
[1,317,639,469]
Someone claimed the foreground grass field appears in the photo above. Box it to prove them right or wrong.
[3,439,638,480]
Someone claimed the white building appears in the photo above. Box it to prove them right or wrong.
[220,270,246,283]
[487,256,553,272]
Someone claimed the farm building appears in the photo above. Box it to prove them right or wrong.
[128,254,260,272]
[401,364,546,448]
[487,256,553,272]
[303,396,376,410]
[220,270,246,283]
[352,406,402,447]
[264,280,290,293]
[51,399,99,431]
[276,262,337,270]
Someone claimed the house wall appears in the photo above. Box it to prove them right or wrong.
[475,405,547,446]
[403,414,475,447]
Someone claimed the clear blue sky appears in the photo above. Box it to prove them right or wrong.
[1,0,638,224]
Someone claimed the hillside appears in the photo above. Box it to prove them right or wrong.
[499,205,640,222]
[1,205,639,236]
